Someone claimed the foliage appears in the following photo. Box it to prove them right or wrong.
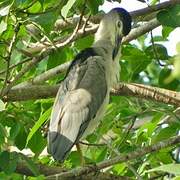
[0,0,179,179]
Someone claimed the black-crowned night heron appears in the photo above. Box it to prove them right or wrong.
[48,8,132,162]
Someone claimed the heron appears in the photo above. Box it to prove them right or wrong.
[48,7,132,162]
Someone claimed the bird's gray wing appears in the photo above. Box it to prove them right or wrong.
[48,48,107,161]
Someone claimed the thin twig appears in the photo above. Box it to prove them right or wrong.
[54,1,86,49]
[46,135,180,179]
[100,132,143,180]
[150,31,164,66]
[29,21,57,50]
[0,57,32,75]
[82,14,91,33]
[126,162,143,180]
[79,141,106,147]
[118,116,137,148]
[1,22,21,96]
[1,52,48,97]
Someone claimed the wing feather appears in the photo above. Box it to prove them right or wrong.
[48,48,107,161]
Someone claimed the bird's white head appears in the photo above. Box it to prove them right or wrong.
[95,8,132,58]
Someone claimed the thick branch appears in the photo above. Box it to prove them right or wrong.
[16,162,130,180]
[46,135,180,179]
[14,61,71,89]
[111,83,180,106]
[123,18,160,43]
[130,0,180,18]
[6,84,59,101]
[54,0,180,30]
[5,83,180,107]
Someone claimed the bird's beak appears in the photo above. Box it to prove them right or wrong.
[112,35,122,60]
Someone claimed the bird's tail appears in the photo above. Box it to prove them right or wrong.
[48,131,74,162]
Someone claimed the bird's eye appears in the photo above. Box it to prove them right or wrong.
[117,21,122,28]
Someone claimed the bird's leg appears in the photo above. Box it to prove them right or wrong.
[76,143,85,166]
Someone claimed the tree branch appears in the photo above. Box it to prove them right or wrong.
[54,0,180,31]
[14,18,160,89]
[16,162,131,179]
[0,22,21,96]
[22,0,179,56]
[5,83,180,107]
[46,135,180,179]
[111,83,180,106]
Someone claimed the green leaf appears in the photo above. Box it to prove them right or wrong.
[162,26,174,39]
[0,99,5,111]
[28,175,45,180]
[30,12,58,33]
[28,130,46,155]
[172,177,180,180]
[36,57,48,74]
[0,151,18,174]
[145,44,168,60]
[96,147,107,162]
[87,0,104,14]
[19,153,40,176]
[113,163,127,175]
[47,49,66,70]
[152,126,178,144]
[26,107,51,146]
[154,151,173,164]
[172,53,180,79]
[0,123,5,144]
[74,35,94,50]
[159,68,179,90]
[157,5,180,28]
[10,122,21,140]
[147,164,180,175]
[61,0,77,18]
[0,151,10,173]
[122,45,151,79]
[14,125,27,150]
[152,36,168,42]
[67,151,81,167]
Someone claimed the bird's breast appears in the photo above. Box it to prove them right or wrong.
[106,54,121,88]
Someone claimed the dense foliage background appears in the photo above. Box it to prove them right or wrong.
[0,0,179,179]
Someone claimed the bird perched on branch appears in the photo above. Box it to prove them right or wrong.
[48,8,132,162]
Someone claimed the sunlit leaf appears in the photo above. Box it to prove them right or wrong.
[0,99,5,111]
[26,107,51,146]
[61,0,76,18]
[0,5,11,16]
[147,164,180,175]
[0,20,7,34]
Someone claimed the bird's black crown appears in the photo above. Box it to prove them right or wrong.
[112,8,132,36]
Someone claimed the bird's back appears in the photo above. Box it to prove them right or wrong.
[48,47,108,161]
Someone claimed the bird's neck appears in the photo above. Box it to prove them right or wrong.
[93,39,113,49]
[93,38,121,61]
[92,39,114,59]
